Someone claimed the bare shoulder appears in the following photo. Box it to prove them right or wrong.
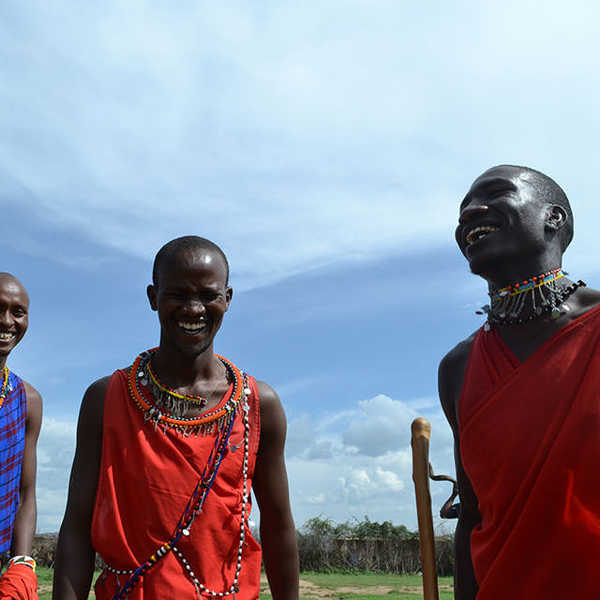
[22,380,43,415]
[439,333,476,375]
[19,380,43,439]
[255,380,281,409]
[255,380,286,441]
[438,331,477,430]
[78,375,111,432]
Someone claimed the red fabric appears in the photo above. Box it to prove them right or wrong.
[0,564,37,600]
[459,306,600,599]
[91,368,262,600]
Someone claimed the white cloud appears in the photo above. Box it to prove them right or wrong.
[37,417,77,532]
[285,393,454,529]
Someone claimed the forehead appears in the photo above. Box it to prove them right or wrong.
[470,166,525,190]
[157,248,228,286]
[461,166,534,208]
[0,277,29,305]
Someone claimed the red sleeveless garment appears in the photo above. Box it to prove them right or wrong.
[91,365,262,600]
[459,306,600,599]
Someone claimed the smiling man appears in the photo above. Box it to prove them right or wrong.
[53,237,299,600]
[0,273,42,597]
[439,166,600,599]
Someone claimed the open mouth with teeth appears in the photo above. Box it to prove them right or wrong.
[465,225,499,246]
[0,332,16,343]
[177,321,208,336]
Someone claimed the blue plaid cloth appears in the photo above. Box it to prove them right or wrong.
[0,371,26,555]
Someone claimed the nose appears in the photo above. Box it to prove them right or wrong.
[458,202,489,225]
[0,309,11,328]
[182,298,206,315]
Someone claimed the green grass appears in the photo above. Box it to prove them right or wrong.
[35,567,453,599]
[37,566,97,599]
[283,571,453,599]
[300,571,453,588]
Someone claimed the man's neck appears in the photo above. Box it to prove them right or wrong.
[151,344,220,386]
[0,355,7,371]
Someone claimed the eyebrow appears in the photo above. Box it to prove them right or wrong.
[460,177,518,210]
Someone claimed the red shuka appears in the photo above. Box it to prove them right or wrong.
[91,368,262,600]
[0,564,37,600]
[459,306,600,599]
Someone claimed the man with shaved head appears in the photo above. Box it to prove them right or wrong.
[439,166,600,599]
[54,237,299,600]
[0,274,42,597]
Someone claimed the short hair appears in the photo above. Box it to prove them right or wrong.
[152,236,230,285]
[501,165,574,251]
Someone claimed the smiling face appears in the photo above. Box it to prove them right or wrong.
[456,166,556,280]
[147,248,232,358]
[0,274,29,363]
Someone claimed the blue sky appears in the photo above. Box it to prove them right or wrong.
[3,1,600,533]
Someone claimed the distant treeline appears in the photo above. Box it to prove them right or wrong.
[33,517,455,576]
[297,516,454,576]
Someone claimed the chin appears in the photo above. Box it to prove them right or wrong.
[467,255,506,280]
[177,338,213,357]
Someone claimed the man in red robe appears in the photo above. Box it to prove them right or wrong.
[53,237,299,600]
[439,165,600,599]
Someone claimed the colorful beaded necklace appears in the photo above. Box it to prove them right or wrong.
[0,366,9,410]
[476,268,586,329]
[145,358,215,414]
[128,349,242,436]
[110,350,252,599]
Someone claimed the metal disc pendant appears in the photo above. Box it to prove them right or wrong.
[484,322,491,331]
[551,307,561,319]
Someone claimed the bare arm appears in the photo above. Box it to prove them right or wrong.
[11,382,42,556]
[438,343,480,600]
[53,377,107,600]
[252,381,299,600]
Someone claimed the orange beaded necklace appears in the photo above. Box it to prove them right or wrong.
[128,349,246,435]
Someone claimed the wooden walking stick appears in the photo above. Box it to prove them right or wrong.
[411,417,439,600]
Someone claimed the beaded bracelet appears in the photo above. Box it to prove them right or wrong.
[8,555,36,571]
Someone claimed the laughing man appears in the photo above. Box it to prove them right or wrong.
[54,237,299,600]
[439,166,600,599]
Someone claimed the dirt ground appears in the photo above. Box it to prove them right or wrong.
[260,575,452,598]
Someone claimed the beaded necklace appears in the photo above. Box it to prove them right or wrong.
[129,349,242,436]
[477,268,586,329]
[146,358,217,414]
[109,350,252,599]
[0,366,9,410]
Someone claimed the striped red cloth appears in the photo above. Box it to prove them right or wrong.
[0,371,26,556]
